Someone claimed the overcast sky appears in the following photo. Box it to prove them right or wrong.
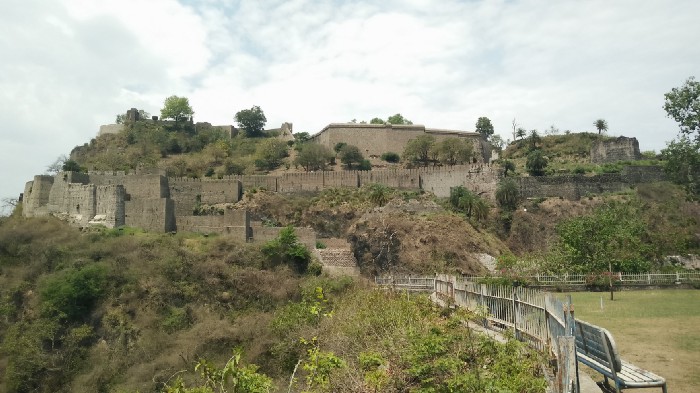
[1,0,698,213]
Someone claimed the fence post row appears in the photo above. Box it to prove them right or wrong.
[379,274,580,393]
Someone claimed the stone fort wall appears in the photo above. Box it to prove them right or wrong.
[590,136,641,163]
[22,165,666,235]
[311,123,490,162]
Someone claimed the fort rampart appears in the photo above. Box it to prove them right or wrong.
[22,165,666,235]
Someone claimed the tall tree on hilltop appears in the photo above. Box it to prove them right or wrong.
[593,118,608,134]
[475,117,495,139]
[663,76,700,141]
[235,106,267,137]
[160,96,194,124]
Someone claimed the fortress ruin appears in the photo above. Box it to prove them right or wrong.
[311,123,491,162]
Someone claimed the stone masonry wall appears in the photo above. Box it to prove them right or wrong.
[175,209,249,240]
[311,123,486,161]
[23,175,54,216]
[421,165,499,199]
[125,199,174,232]
[169,178,242,217]
[89,172,168,199]
[590,136,641,163]
[95,185,125,227]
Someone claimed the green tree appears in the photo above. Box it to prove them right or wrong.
[261,226,311,273]
[235,106,267,137]
[433,138,473,165]
[62,159,82,172]
[663,76,700,139]
[501,160,516,176]
[367,184,392,206]
[555,200,653,275]
[294,143,333,172]
[39,264,107,321]
[369,117,385,125]
[593,119,608,134]
[160,96,194,124]
[528,129,541,150]
[339,145,364,169]
[449,186,487,220]
[516,127,527,140]
[254,139,288,170]
[333,142,347,155]
[475,117,495,139]
[293,132,311,144]
[661,135,700,200]
[525,149,547,176]
[403,135,435,166]
[386,113,413,125]
[496,178,519,211]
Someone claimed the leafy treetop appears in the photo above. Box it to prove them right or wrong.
[160,96,194,123]
[386,113,413,125]
[235,105,267,137]
[664,76,700,140]
[475,117,495,139]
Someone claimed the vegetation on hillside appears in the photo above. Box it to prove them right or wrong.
[0,212,546,392]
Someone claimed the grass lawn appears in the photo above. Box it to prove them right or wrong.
[565,289,700,393]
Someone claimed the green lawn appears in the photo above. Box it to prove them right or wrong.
[564,289,700,393]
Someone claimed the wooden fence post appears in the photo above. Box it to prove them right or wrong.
[512,288,520,340]
[556,336,577,393]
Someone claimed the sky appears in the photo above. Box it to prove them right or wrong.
[1,0,698,214]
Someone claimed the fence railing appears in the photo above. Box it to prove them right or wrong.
[376,271,700,289]
[432,274,578,393]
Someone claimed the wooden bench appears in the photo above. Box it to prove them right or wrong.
[574,319,667,393]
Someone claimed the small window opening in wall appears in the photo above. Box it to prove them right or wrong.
[125,193,131,201]
[76,204,80,213]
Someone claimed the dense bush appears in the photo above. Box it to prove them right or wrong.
[381,152,400,163]
[39,264,108,321]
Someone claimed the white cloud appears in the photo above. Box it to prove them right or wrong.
[1,0,699,207]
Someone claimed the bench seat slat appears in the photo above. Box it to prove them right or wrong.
[574,319,666,392]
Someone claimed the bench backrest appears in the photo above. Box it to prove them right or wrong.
[574,319,622,372]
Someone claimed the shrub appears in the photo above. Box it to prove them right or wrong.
[380,152,400,163]
[261,226,311,273]
[39,264,107,321]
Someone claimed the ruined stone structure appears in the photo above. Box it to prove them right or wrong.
[311,123,490,162]
[22,164,667,234]
[590,136,641,163]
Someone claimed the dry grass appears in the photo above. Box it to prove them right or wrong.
[566,290,700,393]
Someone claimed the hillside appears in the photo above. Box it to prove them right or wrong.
[5,118,700,391]
[0,213,549,392]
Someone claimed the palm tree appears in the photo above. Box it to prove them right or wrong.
[594,119,608,134]
[471,199,489,222]
[496,179,520,211]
